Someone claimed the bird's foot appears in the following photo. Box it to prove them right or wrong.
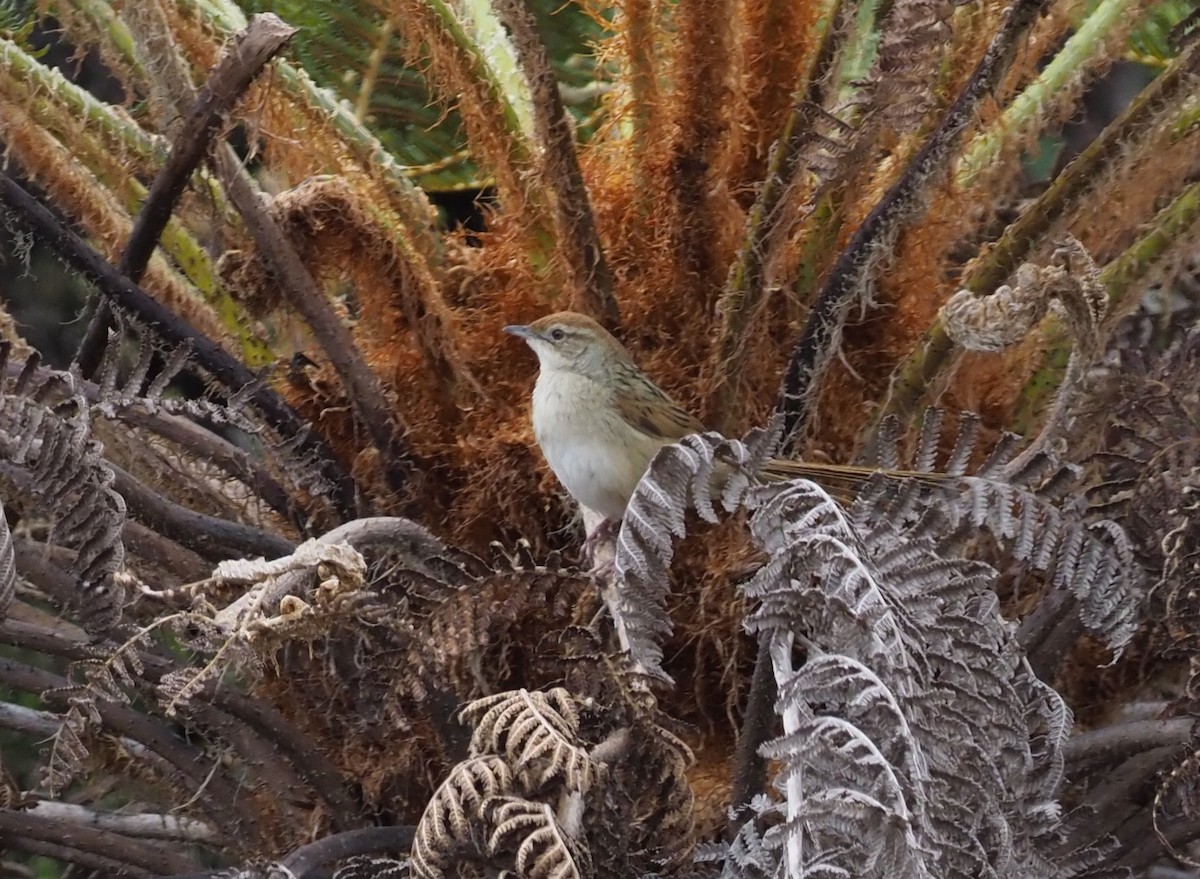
[583,517,620,573]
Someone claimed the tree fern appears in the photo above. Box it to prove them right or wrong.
[1,0,1198,875]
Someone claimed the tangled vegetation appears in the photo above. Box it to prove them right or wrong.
[0,0,1198,876]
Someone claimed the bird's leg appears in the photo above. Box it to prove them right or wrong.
[583,517,621,573]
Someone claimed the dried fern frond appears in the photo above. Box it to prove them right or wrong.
[485,796,589,879]
[734,474,1082,878]
[867,408,1144,654]
[0,344,126,618]
[461,688,599,792]
[412,754,516,877]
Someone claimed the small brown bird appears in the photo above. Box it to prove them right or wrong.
[504,311,930,522]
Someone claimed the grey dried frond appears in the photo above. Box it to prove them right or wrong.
[23,626,147,791]
[0,497,13,620]
[0,344,126,616]
[39,635,154,787]
[614,426,779,681]
[696,796,775,879]
[411,755,515,878]
[870,409,1144,653]
[65,648,145,705]
[42,702,91,794]
[149,538,374,712]
[733,473,1083,879]
[485,797,589,879]
[156,661,229,717]
[81,311,339,526]
[87,314,191,417]
[417,685,676,879]
[1065,316,1200,694]
[461,689,599,792]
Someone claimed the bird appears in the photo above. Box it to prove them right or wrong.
[504,311,944,524]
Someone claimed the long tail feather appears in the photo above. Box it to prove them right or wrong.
[759,458,954,501]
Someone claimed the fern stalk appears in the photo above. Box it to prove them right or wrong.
[492,0,619,326]
[0,97,230,346]
[178,0,447,267]
[775,0,1054,446]
[51,0,153,90]
[832,0,884,101]
[452,0,537,138]
[389,0,535,183]
[0,37,160,160]
[879,36,1200,427]
[705,0,842,428]
[617,0,660,207]
[956,0,1148,187]
[769,630,806,878]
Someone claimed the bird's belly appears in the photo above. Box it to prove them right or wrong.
[538,430,642,521]
[532,373,650,520]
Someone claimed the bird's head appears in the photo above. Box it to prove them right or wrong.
[504,312,629,378]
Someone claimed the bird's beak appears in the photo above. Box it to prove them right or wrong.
[503,324,539,342]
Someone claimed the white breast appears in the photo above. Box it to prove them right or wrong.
[531,370,649,521]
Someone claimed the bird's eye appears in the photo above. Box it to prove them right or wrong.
[550,328,566,342]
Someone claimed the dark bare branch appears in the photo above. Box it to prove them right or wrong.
[78,13,297,374]
[0,171,359,517]
[114,463,297,562]
[214,146,415,494]
[0,809,199,875]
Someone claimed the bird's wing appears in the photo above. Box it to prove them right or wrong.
[609,366,953,502]
[613,374,706,442]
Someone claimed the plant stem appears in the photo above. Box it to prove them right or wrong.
[775,0,1053,448]
[956,0,1146,188]
[879,38,1200,428]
